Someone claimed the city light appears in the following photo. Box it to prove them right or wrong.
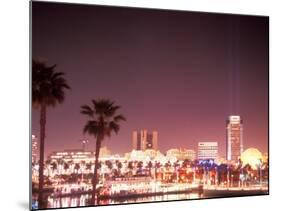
[31,123,269,209]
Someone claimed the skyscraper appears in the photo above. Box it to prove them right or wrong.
[132,130,158,151]
[226,115,243,162]
[152,131,158,150]
[140,130,148,150]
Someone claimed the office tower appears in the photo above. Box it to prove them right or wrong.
[140,130,148,150]
[226,115,243,162]
[132,130,158,151]
[152,131,158,150]
[132,131,139,150]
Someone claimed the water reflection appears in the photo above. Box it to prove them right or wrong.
[103,193,201,205]
[45,193,201,208]
[47,194,90,208]
[34,186,267,209]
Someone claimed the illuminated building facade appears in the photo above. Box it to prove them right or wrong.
[48,149,94,163]
[166,148,196,161]
[128,149,159,161]
[186,149,196,161]
[197,142,218,160]
[132,130,158,151]
[226,115,243,162]
[32,134,38,163]
[99,146,111,158]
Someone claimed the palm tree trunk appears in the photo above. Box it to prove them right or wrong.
[92,137,101,205]
[38,104,46,208]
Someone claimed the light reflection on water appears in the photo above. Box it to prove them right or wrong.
[48,195,90,208]
[46,193,201,208]
[104,193,201,205]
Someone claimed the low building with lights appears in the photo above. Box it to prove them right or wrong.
[32,134,38,163]
[128,149,160,161]
[166,148,196,161]
[99,146,111,159]
[126,149,179,164]
[197,142,218,161]
[48,149,94,163]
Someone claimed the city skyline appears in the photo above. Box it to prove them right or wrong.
[32,2,268,158]
[33,116,267,161]
[32,114,267,159]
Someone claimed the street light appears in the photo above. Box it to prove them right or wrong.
[78,139,89,151]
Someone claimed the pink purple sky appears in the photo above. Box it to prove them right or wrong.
[32,2,269,158]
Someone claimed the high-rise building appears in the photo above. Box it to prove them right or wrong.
[132,130,158,151]
[226,115,243,162]
[152,131,158,150]
[140,130,148,150]
[132,131,139,150]
[197,142,218,160]
[32,134,38,163]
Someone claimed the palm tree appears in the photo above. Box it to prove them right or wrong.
[105,160,113,171]
[74,163,80,174]
[164,161,172,171]
[117,161,123,176]
[67,160,74,173]
[63,162,69,174]
[137,161,143,174]
[155,161,161,177]
[51,162,58,174]
[32,59,70,208]
[86,162,92,173]
[80,99,126,205]
[58,159,65,175]
[45,159,51,176]
[126,161,133,176]
[147,161,153,176]
[80,160,86,181]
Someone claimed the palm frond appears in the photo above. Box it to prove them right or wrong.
[83,120,99,137]
[80,105,94,117]
[32,59,70,107]
[105,105,120,117]
[114,114,126,122]
[81,99,126,141]
[51,72,64,80]
[109,121,120,134]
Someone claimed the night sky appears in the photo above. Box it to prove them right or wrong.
[32,2,269,158]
